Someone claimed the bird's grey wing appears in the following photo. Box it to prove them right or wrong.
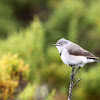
[67,43,99,60]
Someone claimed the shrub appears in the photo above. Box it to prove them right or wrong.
[0,18,46,82]
[0,53,29,100]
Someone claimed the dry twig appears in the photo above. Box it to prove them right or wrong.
[68,66,81,100]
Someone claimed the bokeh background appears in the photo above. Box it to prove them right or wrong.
[0,0,100,100]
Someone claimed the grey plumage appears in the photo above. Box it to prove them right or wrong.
[66,43,99,60]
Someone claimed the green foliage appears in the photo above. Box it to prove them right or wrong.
[18,83,56,100]
[18,84,36,100]
[28,17,46,82]
[0,0,50,37]
[45,89,56,100]
[45,0,100,52]
[0,0,19,37]
[0,53,29,100]
[73,64,100,100]
[0,18,46,83]
[40,63,71,89]
[47,46,62,63]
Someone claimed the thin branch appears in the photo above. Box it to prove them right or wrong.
[74,67,81,75]
[68,66,75,100]
[68,66,81,100]
[73,79,81,86]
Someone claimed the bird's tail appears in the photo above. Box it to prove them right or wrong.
[96,60,100,62]
[91,57,100,62]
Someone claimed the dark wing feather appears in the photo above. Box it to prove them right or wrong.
[67,43,99,60]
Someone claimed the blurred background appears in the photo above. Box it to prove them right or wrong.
[0,0,100,100]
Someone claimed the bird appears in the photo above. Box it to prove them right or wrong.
[53,38,99,67]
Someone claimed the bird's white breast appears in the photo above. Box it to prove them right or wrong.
[60,48,87,67]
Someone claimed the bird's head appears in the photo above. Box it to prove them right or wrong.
[53,38,70,51]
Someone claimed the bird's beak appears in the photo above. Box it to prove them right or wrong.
[52,44,61,46]
[52,44,56,46]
